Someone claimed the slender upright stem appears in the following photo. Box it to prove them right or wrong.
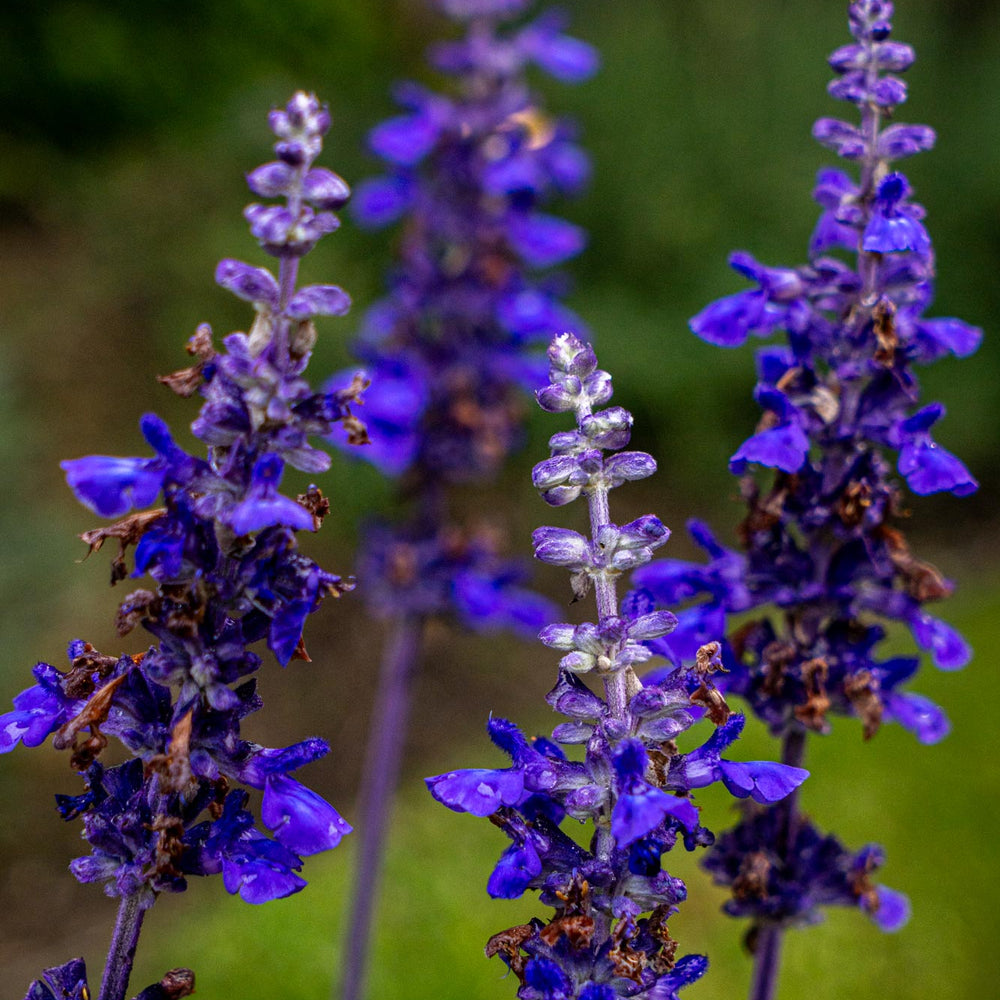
[587,483,628,722]
[338,613,425,1000]
[748,923,784,1000]
[98,893,147,1000]
[747,727,807,1000]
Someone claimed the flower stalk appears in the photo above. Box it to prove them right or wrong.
[428,332,809,995]
[6,92,362,999]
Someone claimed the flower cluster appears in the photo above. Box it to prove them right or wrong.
[632,0,977,944]
[702,805,910,934]
[4,92,361,997]
[331,9,598,995]
[328,0,597,630]
[428,333,809,997]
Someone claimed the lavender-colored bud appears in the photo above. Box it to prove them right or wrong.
[215,259,280,309]
[582,369,613,405]
[828,72,869,104]
[812,118,866,158]
[548,331,597,376]
[539,485,583,506]
[877,123,935,160]
[628,610,678,641]
[876,41,915,71]
[580,407,632,448]
[536,381,579,413]
[559,651,596,673]
[246,162,295,198]
[545,670,605,719]
[532,526,591,568]
[245,204,296,245]
[302,168,351,209]
[828,43,865,71]
[548,430,585,454]
[538,624,576,649]
[604,451,657,486]
[618,515,670,548]
[571,621,606,654]
[285,285,352,320]
[551,721,593,744]
[872,75,908,106]
[532,454,582,490]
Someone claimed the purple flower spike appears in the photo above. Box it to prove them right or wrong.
[663,2,979,975]
[326,0,594,760]
[429,334,784,989]
[5,91,360,998]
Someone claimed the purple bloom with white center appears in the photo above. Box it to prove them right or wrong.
[427,334,807,996]
[4,93,362,1000]
[330,4,596,995]
[640,4,980,996]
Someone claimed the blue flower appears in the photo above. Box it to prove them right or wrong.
[0,663,80,753]
[226,455,315,535]
[61,454,165,519]
[863,173,931,254]
[262,774,352,855]
[24,959,90,1000]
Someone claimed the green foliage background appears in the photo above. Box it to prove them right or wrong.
[0,0,996,996]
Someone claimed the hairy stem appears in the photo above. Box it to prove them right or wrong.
[338,613,425,1000]
[586,483,629,723]
[747,727,807,1000]
[98,893,147,1000]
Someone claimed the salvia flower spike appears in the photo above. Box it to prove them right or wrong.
[634,4,979,998]
[427,332,809,996]
[328,2,597,996]
[5,92,363,1000]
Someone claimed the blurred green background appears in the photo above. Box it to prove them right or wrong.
[0,0,997,996]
